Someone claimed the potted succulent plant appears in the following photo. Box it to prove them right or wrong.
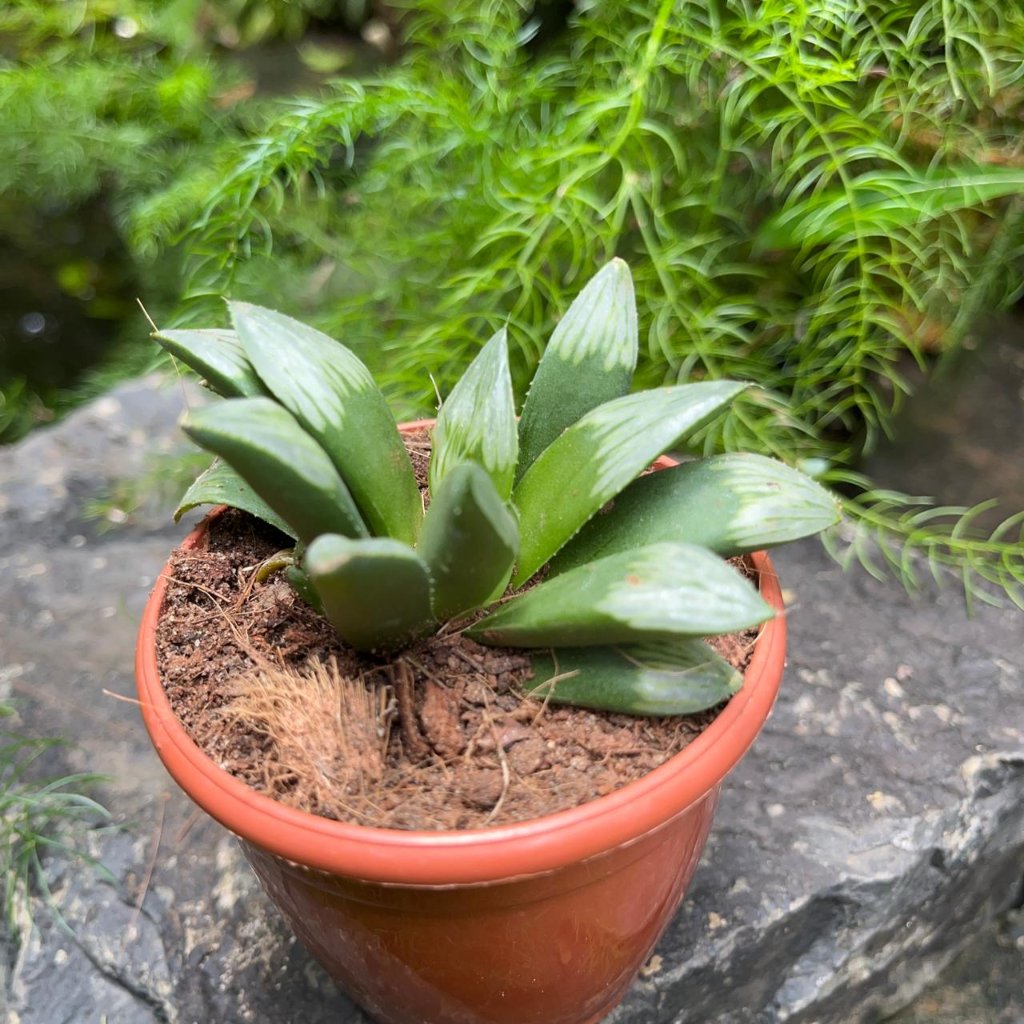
[136,259,839,1024]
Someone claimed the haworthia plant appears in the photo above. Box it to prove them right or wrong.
[166,259,840,717]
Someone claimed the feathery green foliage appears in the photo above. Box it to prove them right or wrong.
[166,260,839,715]
[161,0,1024,605]
[5,0,1023,602]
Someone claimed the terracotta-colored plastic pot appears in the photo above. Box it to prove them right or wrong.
[135,425,787,1024]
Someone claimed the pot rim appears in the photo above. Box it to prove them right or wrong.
[135,421,787,886]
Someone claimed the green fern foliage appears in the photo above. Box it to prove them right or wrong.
[162,0,1024,604]
[5,0,1024,604]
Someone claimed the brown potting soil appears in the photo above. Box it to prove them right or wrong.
[156,498,758,831]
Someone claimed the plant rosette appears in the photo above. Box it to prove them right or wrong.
[137,260,839,1024]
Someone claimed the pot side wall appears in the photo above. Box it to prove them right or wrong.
[244,788,719,1024]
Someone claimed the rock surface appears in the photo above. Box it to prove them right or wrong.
[1,376,1022,1024]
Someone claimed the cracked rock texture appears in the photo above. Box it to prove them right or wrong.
[2,376,1022,1024]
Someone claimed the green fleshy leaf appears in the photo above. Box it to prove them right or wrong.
[526,639,742,716]
[181,398,368,546]
[229,302,421,545]
[285,564,324,614]
[517,259,638,479]
[154,328,266,398]
[174,458,296,539]
[417,462,519,620]
[430,327,517,500]
[304,535,435,653]
[552,453,842,572]
[470,542,772,647]
[511,382,747,586]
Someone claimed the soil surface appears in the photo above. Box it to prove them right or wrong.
[156,503,756,831]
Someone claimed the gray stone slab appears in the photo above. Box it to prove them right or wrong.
[2,377,1021,1024]
[884,907,1023,1024]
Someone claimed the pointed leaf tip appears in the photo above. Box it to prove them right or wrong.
[430,326,517,500]
[155,327,265,398]
[517,259,639,477]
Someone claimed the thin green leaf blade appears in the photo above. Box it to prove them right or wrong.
[430,327,517,499]
[758,168,1024,249]
[470,542,772,647]
[552,453,841,572]
[174,458,296,539]
[181,398,368,546]
[517,259,638,478]
[526,639,742,716]
[418,462,519,620]
[229,302,421,544]
[154,328,266,398]
[511,382,747,586]
[305,535,434,653]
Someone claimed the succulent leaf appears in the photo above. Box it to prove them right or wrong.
[181,398,368,546]
[285,564,324,614]
[174,458,296,539]
[430,327,517,500]
[304,535,435,653]
[527,639,743,716]
[511,382,747,586]
[552,453,842,572]
[417,462,519,620]
[229,302,421,545]
[154,328,266,398]
[517,259,638,479]
[469,541,772,647]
